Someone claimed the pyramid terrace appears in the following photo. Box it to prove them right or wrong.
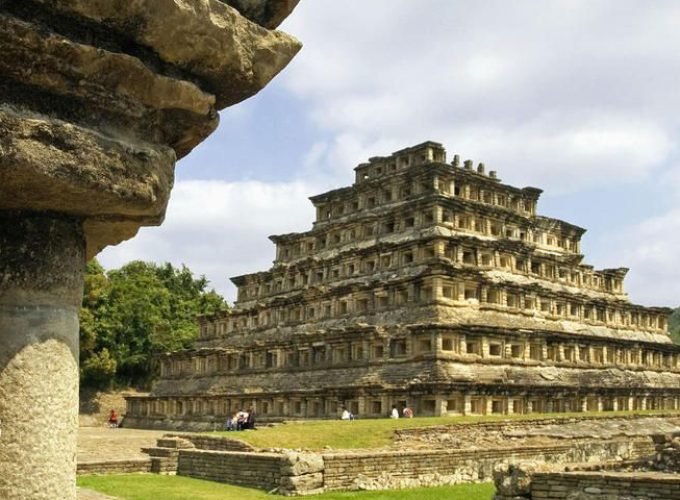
[125,141,680,429]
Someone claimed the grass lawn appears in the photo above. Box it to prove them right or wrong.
[78,474,495,500]
[209,410,677,450]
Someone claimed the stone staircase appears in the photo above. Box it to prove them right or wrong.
[142,437,195,474]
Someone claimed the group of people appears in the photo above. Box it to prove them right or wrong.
[339,404,414,420]
[340,407,355,420]
[224,407,256,431]
[390,405,413,419]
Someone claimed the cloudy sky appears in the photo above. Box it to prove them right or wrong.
[100,0,680,307]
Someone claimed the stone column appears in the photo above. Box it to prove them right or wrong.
[0,214,85,500]
[463,394,472,415]
[0,2,301,497]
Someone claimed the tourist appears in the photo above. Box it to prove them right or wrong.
[224,412,236,431]
[402,406,414,418]
[341,407,351,420]
[246,406,257,430]
[236,409,248,430]
[108,409,118,428]
[390,405,399,419]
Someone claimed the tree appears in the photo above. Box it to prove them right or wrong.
[79,259,227,388]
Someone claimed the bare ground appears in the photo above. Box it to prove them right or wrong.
[78,427,169,463]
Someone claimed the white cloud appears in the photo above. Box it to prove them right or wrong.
[98,180,319,302]
[282,0,680,193]
[610,208,680,307]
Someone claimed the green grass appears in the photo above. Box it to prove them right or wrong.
[209,409,679,450]
[78,474,494,500]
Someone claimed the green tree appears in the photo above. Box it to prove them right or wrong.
[81,348,117,387]
[79,259,227,388]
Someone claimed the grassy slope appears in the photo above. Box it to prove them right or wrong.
[78,475,495,500]
[211,410,677,450]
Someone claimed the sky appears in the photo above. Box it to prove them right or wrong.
[99,0,680,307]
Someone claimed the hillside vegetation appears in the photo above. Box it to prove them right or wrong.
[669,307,680,344]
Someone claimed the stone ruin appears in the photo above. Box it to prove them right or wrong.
[493,431,680,500]
[124,141,680,430]
[0,1,301,498]
[125,415,680,495]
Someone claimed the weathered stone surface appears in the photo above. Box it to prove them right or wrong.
[0,215,85,500]
[494,462,544,497]
[0,0,301,497]
[279,471,324,491]
[222,0,300,29]
[0,13,215,116]
[281,452,325,475]
[32,0,302,108]
[0,109,175,216]
[0,0,301,252]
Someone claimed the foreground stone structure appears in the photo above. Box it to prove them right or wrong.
[0,1,300,498]
[137,415,679,495]
[126,141,680,429]
[494,431,680,500]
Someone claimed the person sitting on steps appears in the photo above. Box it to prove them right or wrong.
[108,409,118,428]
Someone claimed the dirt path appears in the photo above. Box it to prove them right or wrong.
[78,427,169,462]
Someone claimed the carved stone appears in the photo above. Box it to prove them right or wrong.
[0,1,301,497]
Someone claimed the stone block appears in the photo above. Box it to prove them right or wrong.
[279,472,324,491]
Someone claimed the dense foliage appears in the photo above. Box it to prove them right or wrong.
[80,260,227,388]
[669,307,680,344]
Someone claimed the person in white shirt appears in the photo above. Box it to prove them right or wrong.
[341,407,351,420]
[390,405,399,419]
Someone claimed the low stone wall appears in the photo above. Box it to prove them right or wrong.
[394,413,680,443]
[165,438,652,494]
[531,471,680,500]
[322,439,651,491]
[395,416,589,440]
[654,432,680,471]
[164,433,255,452]
[77,459,151,475]
[178,450,283,490]
[494,431,680,500]
[177,450,323,495]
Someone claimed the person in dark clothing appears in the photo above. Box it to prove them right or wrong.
[246,406,256,430]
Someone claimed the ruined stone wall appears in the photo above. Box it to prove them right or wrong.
[654,433,680,471]
[322,440,651,491]
[177,450,323,495]
[164,433,255,452]
[493,432,680,500]
[76,459,151,475]
[530,472,680,500]
[178,450,284,490]
[166,438,653,494]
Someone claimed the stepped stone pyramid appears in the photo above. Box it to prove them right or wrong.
[126,141,680,429]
